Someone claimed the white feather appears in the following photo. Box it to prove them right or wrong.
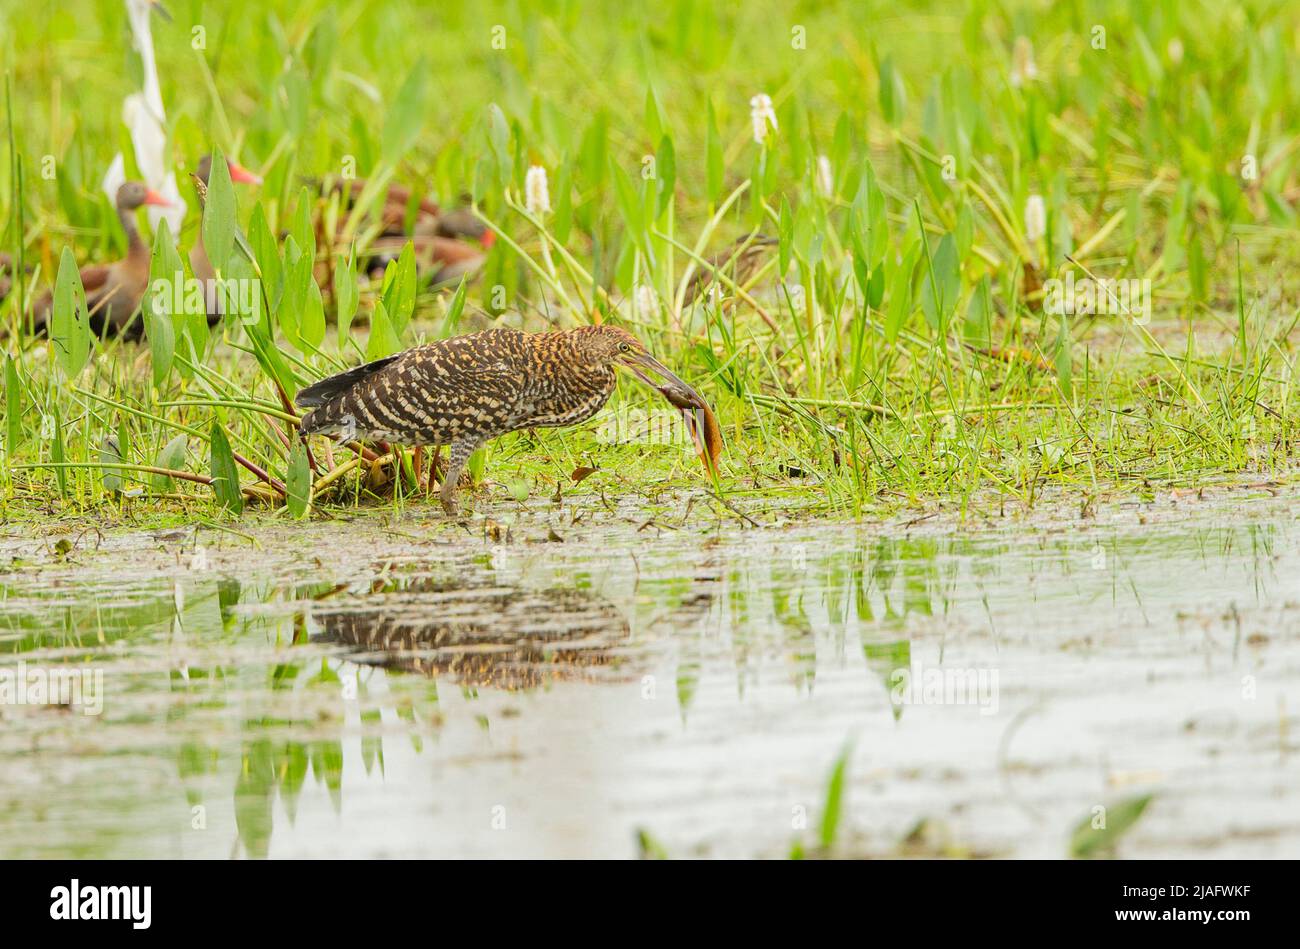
[101,0,187,233]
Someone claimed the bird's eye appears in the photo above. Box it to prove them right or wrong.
[619,343,630,353]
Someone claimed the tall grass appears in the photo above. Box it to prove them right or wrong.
[2,0,1299,523]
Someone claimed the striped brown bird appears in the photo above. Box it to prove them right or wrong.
[296,325,721,513]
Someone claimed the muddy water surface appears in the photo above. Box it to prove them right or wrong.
[1,495,1297,858]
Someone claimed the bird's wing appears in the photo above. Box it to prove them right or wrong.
[79,265,113,295]
[299,330,530,439]
[31,264,114,328]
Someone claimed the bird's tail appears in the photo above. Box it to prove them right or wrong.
[296,354,402,439]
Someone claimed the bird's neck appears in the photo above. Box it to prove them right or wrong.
[551,335,614,393]
[118,205,147,260]
[520,334,616,424]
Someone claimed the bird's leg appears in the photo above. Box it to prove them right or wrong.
[438,438,479,515]
[428,445,444,495]
[412,445,425,491]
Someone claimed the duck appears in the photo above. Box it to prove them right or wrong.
[324,177,495,282]
[31,181,172,340]
[364,232,489,286]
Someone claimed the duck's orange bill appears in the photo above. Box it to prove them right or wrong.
[228,161,263,185]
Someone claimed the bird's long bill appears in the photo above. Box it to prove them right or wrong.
[620,353,723,476]
[143,189,172,207]
[228,160,263,185]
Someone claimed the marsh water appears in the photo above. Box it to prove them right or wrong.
[2,493,1298,859]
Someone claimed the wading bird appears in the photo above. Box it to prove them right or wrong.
[101,0,187,236]
[296,325,721,514]
[32,181,172,339]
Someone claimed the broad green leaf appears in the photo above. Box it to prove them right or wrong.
[920,232,960,333]
[209,421,244,514]
[1162,180,1191,272]
[116,419,131,473]
[438,278,468,339]
[98,436,123,495]
[863,161,889,266]
[286,439,311,518]
[579,111,608,187]
[885,245,919,343]
[793,202,822,265]
[291,187,317,264]
[485,104,511,182]
[145,304,175,389]
[145,217,183,386]
[381,59,429,162]
[381,242,417,334]
[202,146,237,277]
[866,265,885,310]
[152,434,188,493]
[279,236,309,350]
[301,280,326,350]
[248,204,282,317]
[366,299,401,360]
[655,135,676,218]
[51,247,90,378]
[610,161,644,238]
[963,275,992,346]
[644,87,664,145]
[878,57,907,127]
[334,251,358,346]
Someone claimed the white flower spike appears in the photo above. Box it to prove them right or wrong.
[525,165,551,216]
[750,93,778,146]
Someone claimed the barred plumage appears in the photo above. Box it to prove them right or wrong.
[297,325,720,513]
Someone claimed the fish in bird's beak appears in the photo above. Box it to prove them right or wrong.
[228,160,263,186]
[143,189,173,207]
[618,350,723,476]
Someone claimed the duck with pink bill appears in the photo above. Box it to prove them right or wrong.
[30,182,173,341]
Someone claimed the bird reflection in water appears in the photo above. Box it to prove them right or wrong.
[312,576,631,690]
